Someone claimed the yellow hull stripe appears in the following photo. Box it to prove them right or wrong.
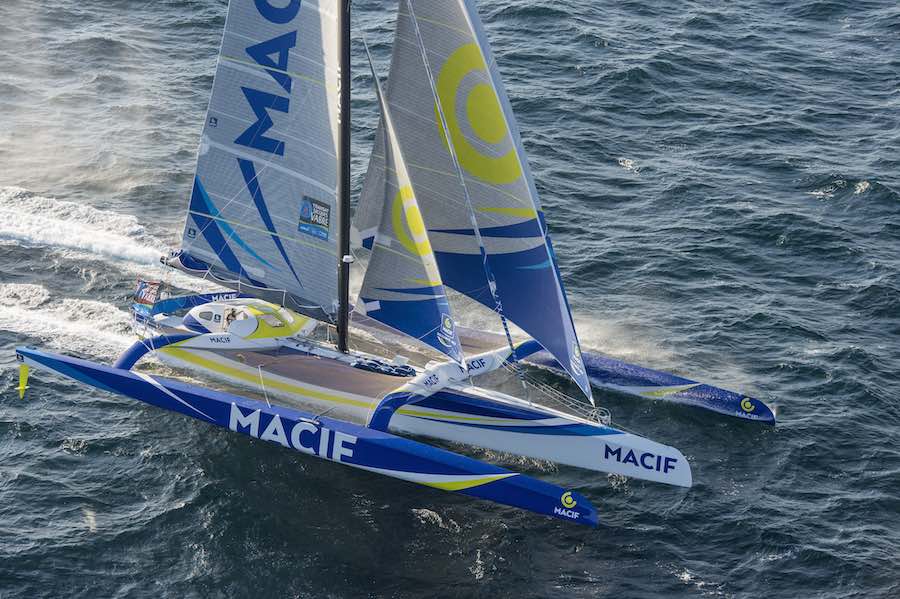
[161,348,375,410]
[159,350,549,426]
[423,473,517,491]
[638,384,701,398]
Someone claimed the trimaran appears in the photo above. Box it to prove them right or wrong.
[16,0,774,527]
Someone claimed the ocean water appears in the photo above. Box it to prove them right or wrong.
[1,0,899,596]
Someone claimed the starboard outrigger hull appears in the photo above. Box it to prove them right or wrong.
[16,347,599,527]
[450,326,775,425]
[530,353,775,424]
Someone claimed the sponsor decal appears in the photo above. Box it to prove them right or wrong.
[229,403,357,462]
[186,227,197,239]
[298,197,331,240]
[740,398,755,412]
[208,117,218,128]
[436,314,456,349]
[234,1,300,157]
[208,335,231,344]
[210,293,239,302]
[569,342,585,377]
[133,280,161,306]
[552,491,581,519]
[604,444,679,474]
[467,357,487,373]
[553,507,581,520]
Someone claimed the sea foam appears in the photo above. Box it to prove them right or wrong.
[0,186,163,265]
[0,283,134,359]
[0,186,218,291]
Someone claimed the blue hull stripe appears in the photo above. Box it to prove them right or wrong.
[416,391,554,421]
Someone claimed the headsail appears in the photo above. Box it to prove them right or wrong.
[357,0,592,399]
[174,0,340,322]
[355,38,463,364]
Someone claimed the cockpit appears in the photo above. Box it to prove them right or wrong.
[182,299,311,339]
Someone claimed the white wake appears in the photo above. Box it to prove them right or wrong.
[572,315,676,367]
[0,186,218,291]
[0,186,163,264]
[0,283,134,359]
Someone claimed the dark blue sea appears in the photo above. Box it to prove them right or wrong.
[1,0,898,596]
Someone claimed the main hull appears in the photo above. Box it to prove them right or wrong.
[153,342,692,488]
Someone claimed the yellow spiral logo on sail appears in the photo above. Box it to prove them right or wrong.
[740,398,755,412]
[392,185,431,257]
[561,491,577,509]
[436,43,521,185]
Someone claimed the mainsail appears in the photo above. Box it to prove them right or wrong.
[356,0,592,399]
[355,40,463,364]
[174,0,340,322]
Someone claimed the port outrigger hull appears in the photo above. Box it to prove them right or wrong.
[16,347,599,527]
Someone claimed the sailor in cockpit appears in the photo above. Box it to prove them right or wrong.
[224,309,237,330]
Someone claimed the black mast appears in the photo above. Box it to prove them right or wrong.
[336,0,351,353]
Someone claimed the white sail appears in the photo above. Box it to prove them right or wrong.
[355,0,592,399]
[175,0,340,321]
[356,40,463,364]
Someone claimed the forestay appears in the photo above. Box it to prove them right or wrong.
[355,40,463,364]
[355,0,592,399]
[177,0,340,322]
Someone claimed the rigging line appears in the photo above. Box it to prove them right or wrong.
[187,140,281,258]
[256,365,272,407]
[405,0,520,369]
